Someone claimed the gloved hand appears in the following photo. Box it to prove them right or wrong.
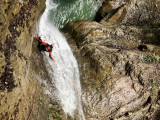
[49,55,56,62]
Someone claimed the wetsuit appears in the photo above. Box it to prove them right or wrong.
[34,35,55,62]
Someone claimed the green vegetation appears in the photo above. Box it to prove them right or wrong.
[152,86,156,92]
[149,78,156,83]
[149,78,156,92]
[145,56,153,63]
[122,40,126,44]
[144,53,160,63]
[48,107,62,120]
[153,53,160,61]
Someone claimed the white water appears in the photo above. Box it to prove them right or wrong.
[37,0,85,119]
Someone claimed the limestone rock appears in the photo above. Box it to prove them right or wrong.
[63,1,160,118]
[100,5,127,26]
[96,0,128,21]
[0,0,63,120]
[99,0,160,27]
[122,0,160,26]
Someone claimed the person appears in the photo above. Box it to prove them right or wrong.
[34,35,56,62]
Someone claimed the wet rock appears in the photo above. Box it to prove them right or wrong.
[99,0,160,27]
[63,1,160,118]
[100,5,127,26]
[96,0,128,21]
[122,0,160,27]
[0,0,60,120]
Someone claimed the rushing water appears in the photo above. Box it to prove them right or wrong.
[37,0,100,119]
[49,0,101,28]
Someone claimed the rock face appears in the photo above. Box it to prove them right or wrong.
[63,0,160,119]
[0,1,63,120]
[98,0,160,27]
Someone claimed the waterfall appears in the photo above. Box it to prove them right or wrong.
[37,0,85,119]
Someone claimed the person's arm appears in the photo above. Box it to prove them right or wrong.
[49,51,52,59]
[41,41,47,45]
[34,35,48,45]
[49,51,56,62]
[34,34,42,42]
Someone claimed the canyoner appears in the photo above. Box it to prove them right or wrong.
[34,34,56,62]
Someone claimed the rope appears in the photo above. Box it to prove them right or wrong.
[27,85,37,120]
[36,94,41,120]
[27,85,42,120]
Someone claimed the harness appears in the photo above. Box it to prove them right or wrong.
[45,44,52,52]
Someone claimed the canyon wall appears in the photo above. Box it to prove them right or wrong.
[63,0,160,119]
[0,1,63,120]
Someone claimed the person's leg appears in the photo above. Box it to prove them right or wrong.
[37,42,42,51]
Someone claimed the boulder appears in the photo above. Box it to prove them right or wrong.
[63,4,160,118]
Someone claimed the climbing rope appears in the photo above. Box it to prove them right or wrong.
[27,85,41,120]
[36,93,41,120]
[27,85,37,120]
